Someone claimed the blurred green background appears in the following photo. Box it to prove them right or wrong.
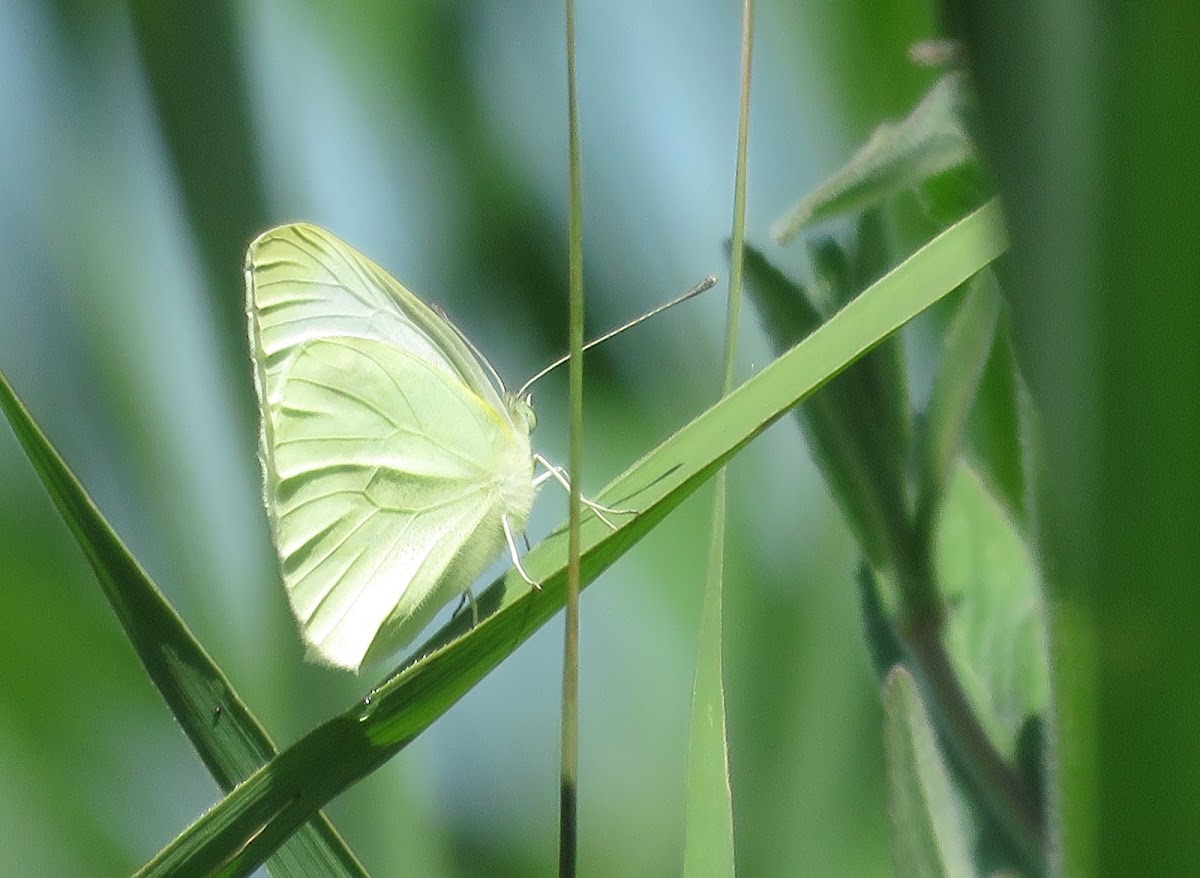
[0,0,948,875]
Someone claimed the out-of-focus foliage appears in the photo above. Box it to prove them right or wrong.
[0,0,968,875]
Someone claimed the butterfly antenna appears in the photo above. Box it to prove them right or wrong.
[515,274,718,398]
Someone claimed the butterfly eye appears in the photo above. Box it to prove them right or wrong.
[509,395,536,433]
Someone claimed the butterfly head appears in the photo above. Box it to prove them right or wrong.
[506,392,537,436]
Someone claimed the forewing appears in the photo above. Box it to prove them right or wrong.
[263,336,515,671]
[245,223,506,416]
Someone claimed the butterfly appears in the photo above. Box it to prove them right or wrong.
[246,223,593,671]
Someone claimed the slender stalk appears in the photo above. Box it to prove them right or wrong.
[902,614,1046,867]
[559,0,583,874]
[721,0,753,399]
[896,534,1046,869]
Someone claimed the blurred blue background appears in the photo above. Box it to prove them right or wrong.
[0,0,935,873]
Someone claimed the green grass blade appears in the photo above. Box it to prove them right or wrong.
[561,0,585,872]
[0,371,367,878]
[884,666,978,878]
[681,488,736,878]
[134,200,1009,878]
[682,3,752,874]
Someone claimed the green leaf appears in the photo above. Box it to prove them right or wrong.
[967,317,1027,529]
[807,234,855,314]
[868,553,1041,876]
[0,371,367,878]
[742,242,822,334]
[773,73,979,241]
[884,666,978,878]
[133,201,1009,878]
[915,270,1003,548]
[937,465,1049,759]
[858,564,905,683]
[743,232,909,572]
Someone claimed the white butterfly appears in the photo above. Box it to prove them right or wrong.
[246,224,571,671]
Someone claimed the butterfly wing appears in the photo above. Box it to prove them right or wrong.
[261,335,533,671]
[246,223,509,417]
[245,224,535,671]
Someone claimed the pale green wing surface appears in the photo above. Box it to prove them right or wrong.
[246,223,509,419]
[265,336,534,671]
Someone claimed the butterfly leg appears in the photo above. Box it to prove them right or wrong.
[531,453,637,529]
[536,466,618,528]
[503,514,540,589]
[451,589,480,627]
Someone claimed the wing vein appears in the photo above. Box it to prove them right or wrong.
[288,374,402,428]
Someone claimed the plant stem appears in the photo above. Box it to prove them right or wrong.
[899,585,1046,870]
[559,0,583,875]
